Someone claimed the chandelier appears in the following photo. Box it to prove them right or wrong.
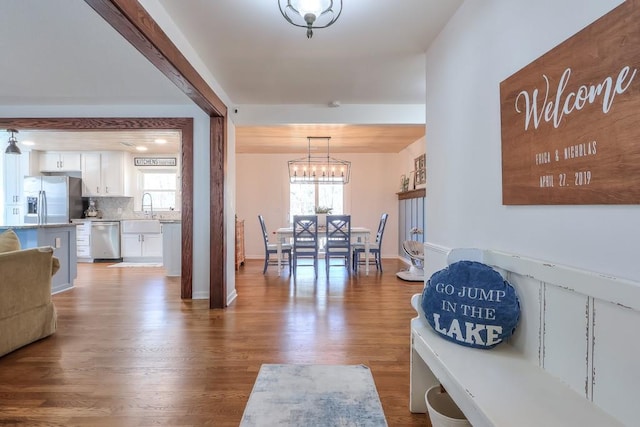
[278,0,343,39]
[5,129,21,155]
[288,136,351,184]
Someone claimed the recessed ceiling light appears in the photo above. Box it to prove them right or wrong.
[154,139,167,144]
[136,146,148,151]
[22,140,35,146]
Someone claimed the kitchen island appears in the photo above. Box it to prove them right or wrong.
[161,220,181,276]
[0,224,77,294]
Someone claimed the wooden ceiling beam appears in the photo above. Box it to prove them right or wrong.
[83,0,228,309]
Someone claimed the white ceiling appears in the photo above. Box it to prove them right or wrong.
[17,129,182,155]
[0,0,463,153]
[0,0,190,106]
[155,0,463,105]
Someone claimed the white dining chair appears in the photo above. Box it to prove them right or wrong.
[292,215,319,277]
[353,213,388,273]
[325,214,351,275]
[258,214,291,274]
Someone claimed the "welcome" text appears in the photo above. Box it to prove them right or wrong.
[515,65,636,131]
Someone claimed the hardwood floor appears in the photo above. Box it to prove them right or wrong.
[0,259,429,426]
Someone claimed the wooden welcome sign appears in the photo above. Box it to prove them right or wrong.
[500,0,640,205]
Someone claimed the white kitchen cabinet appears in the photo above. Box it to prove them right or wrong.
[74,220,93,262]
[40,152,81,172]
[81,153,101,196]
[82,152,126,197]
[121,232,163,260]
[121,234,139,257]
[4,153,24,203]
[4,205,22,225]
[3,151,29,225]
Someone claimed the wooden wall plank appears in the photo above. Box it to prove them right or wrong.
[500,0,640,204]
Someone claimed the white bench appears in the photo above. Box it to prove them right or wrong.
[410,246,639,427]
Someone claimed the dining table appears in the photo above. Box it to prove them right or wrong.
[275,226,372,274]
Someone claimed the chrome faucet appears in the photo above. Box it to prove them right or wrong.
[141,192,154,218]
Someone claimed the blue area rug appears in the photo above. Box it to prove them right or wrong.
[240,364,388,427]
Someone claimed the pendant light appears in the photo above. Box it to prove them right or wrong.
[5,129,21,155]
[288,136,351,184]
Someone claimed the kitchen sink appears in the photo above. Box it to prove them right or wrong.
[120,219,162,234]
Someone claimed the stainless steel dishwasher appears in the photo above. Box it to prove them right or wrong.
[91,221,121,260]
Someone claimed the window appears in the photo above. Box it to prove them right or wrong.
[289,183,343,222]
[138,170,178,211]
[318,185,343,214]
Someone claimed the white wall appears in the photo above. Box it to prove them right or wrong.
[139,0,233,108]
[236,153,400,260]
[226,118,237,305]
[233,104,425,126]
[140,0,240,303]
[424,0,638,282]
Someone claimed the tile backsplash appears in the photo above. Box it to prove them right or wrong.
[87,197,182,221]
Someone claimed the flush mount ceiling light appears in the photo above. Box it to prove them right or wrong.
[288,136,350,184]
[5,129,21,155]
[120,141,148,152]
[278,0,343,39]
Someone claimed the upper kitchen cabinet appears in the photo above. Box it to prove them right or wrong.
[4,152,28,204]
[40,151,81,172]
[82,152,129,197]
[3,151,30,226]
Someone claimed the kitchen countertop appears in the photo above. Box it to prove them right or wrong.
[71,218,123,222]
[0,223,77,229]
[71,218,181,223]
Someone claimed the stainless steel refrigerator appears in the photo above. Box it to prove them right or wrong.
[23,176,83,224]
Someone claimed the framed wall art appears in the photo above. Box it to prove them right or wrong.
[414,154,425,172]
[500,1,640,205]
[414,154,426,186]
[415,168,426,186]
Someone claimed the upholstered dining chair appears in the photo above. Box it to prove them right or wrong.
[325,215,352,275]
[292,215,319,277]
[258,214,291,274]
[353,213,388,273]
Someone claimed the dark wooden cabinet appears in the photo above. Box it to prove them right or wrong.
[235,219,245,270]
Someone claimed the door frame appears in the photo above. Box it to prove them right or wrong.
[84,0,228,307]
[0,117,195,298]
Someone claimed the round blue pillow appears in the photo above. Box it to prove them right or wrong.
[422,260,520,349]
